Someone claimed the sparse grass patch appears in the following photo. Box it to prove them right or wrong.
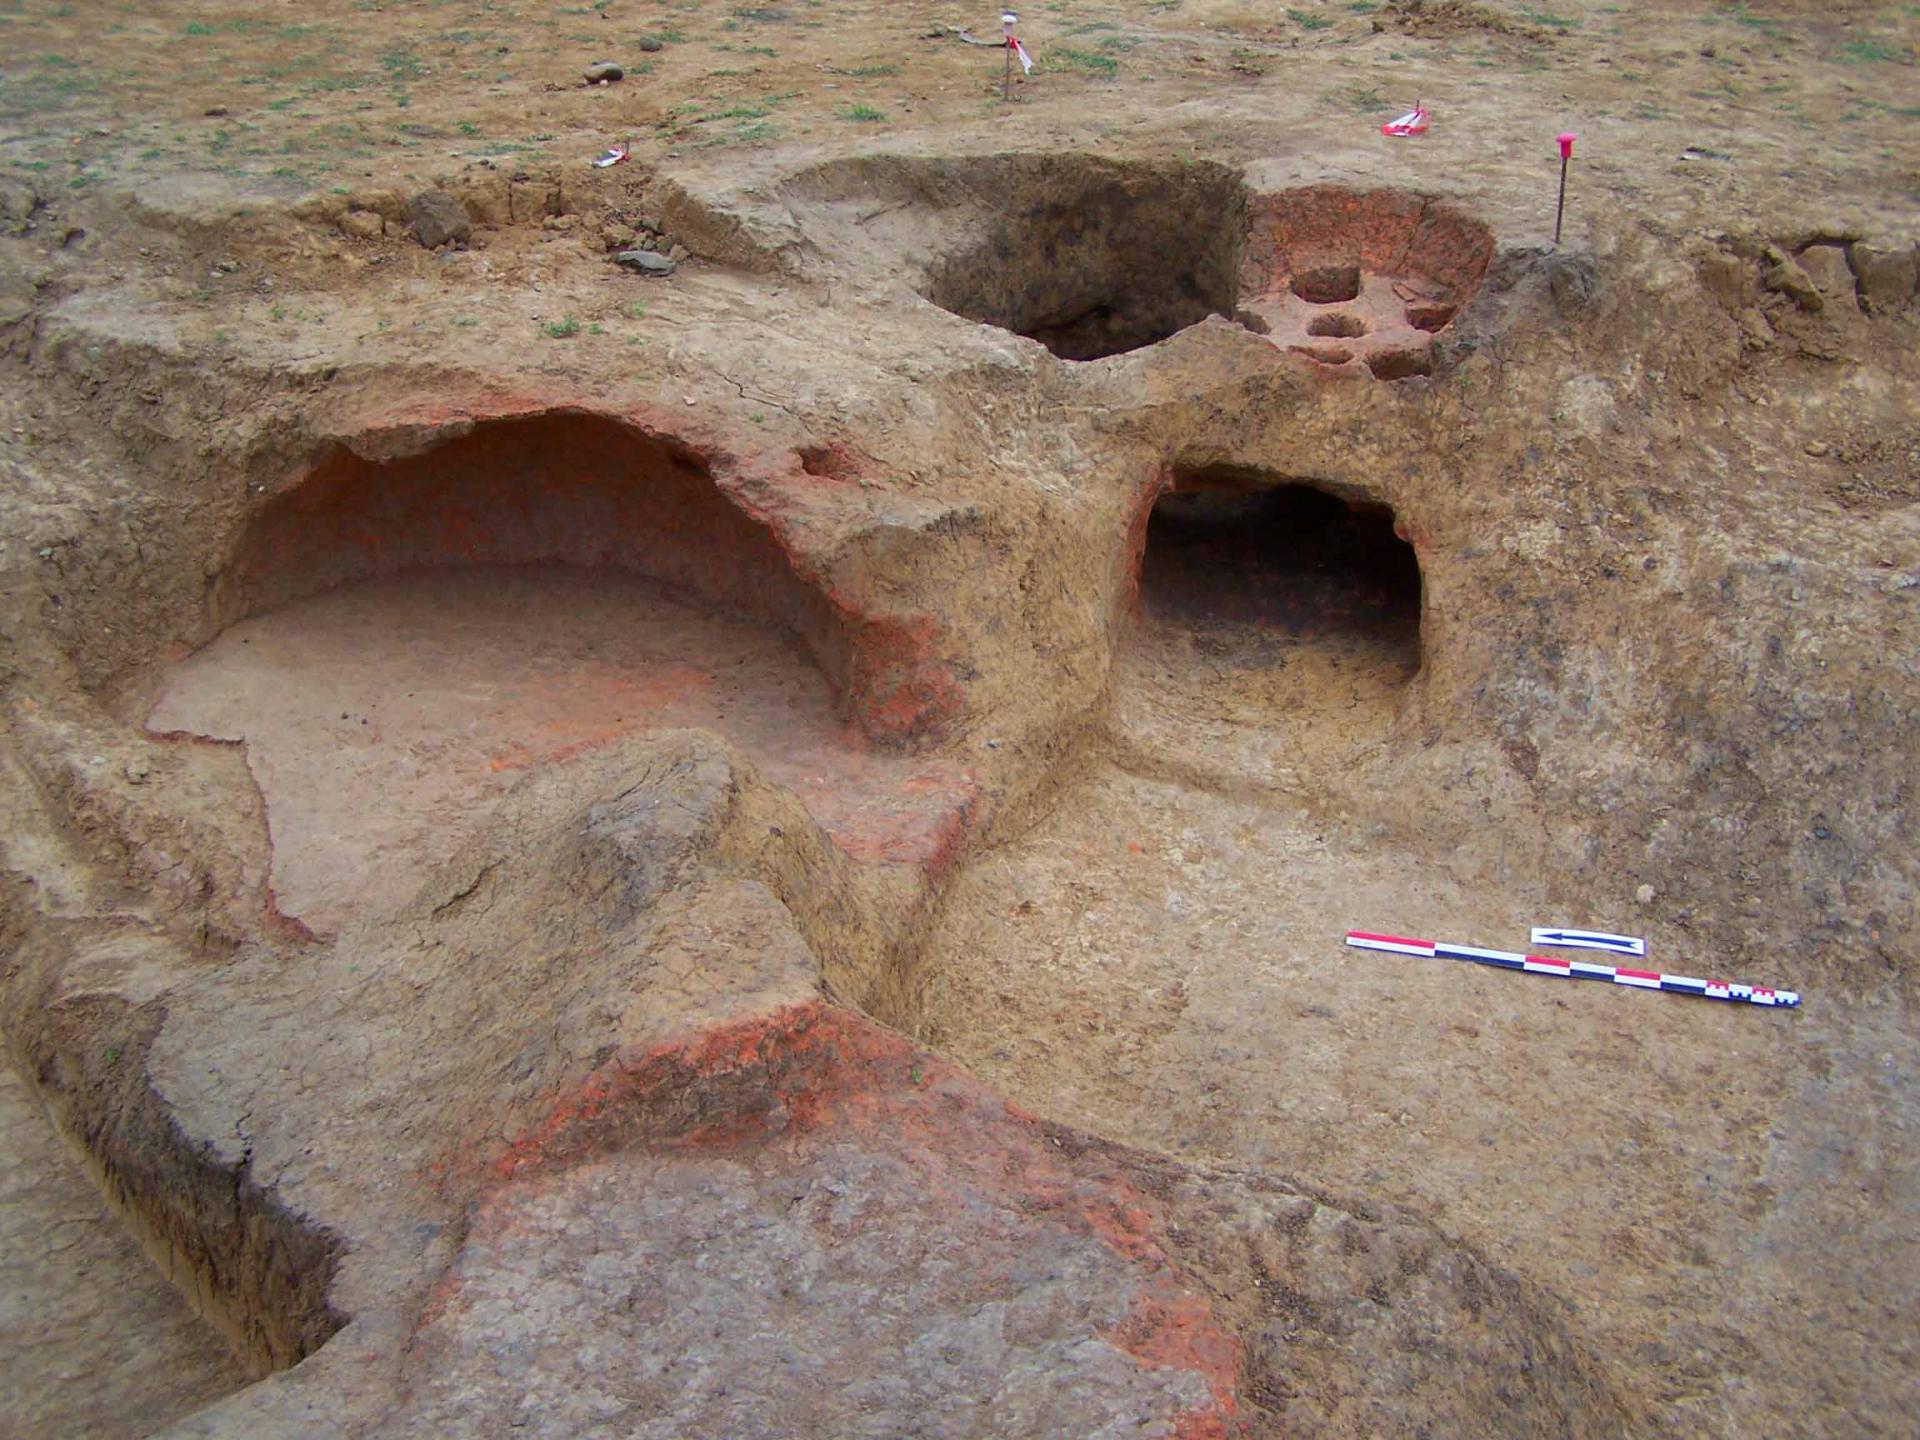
[1046,47,1119,75]
[1839,39,1903,63]
[540,315,581,338]
[1719,5,1784,39]
[839,103,887,121]
[1289,9,1333,31]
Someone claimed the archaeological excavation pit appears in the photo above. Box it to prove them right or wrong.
[145,412,972,934]
[788,157,1494,375]
[913,155,1246,360]
[1236,185,1494,379]
[1121,467,1423,732]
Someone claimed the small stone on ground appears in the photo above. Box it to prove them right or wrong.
[615,249,675,276]
[408,191,471,250]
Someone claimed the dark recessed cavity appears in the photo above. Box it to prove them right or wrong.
[916,157,1246,361]
[1290,265,1363,304]
[1364,347,1433,381]
[1138,469,1421,684]
[1306,311,1368,338]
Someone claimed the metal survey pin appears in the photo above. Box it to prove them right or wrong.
[1554,132,1576,245]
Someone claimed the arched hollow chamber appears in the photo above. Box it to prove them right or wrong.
[209,412,852,691]
[1129,463,1424,712]
[916,162,1492,375]
[143,411,974,936]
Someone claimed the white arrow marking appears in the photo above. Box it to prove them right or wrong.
[1529,927,1646,957]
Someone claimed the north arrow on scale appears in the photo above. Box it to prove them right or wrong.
[1529,927,1646,957]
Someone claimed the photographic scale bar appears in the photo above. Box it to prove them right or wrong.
[1345,932,1800,1008]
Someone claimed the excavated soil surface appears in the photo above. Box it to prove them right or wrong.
[3,0,1919,1436]
[914,766,1920,1435]
[150,568,969,933]
[0,1061,248,1440]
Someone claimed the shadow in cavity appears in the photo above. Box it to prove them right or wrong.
[916,157,1245,361]
[1133,471,1422,699]
[208,412,851,687]
[149,414,971,934]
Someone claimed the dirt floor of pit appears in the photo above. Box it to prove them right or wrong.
[147,567,970,933]
[1122,483,1423,747]
[914,763,1920,1436]
[0,1059,249,1440]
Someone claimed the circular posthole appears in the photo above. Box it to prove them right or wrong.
[1306,311,1369,338]
[1289,265,1363,304]
[1237,186,1493,382]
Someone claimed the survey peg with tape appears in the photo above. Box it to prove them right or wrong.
[1344,931,1801,1008]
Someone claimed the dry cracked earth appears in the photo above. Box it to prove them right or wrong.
[2,1,1918,1437]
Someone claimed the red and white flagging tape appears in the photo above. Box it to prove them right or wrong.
[1345,932,1800,1008]
[1001,13,1034,73]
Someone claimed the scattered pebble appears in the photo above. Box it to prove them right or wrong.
[638,35,664,51]
[583,60,624,83]
[1635,884,1656,907]
[1804,440,1829,457]
[614,248,676,276]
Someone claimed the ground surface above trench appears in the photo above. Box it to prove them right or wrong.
[147,567,972,933]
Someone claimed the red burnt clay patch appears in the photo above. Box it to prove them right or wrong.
[428,1001,1239,1437]
[146,407,974,931]
[1238,185,1493,381]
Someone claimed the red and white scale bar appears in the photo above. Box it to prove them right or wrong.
[1345,932,1801,1008]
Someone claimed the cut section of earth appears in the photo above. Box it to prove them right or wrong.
[148,567,971,934]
